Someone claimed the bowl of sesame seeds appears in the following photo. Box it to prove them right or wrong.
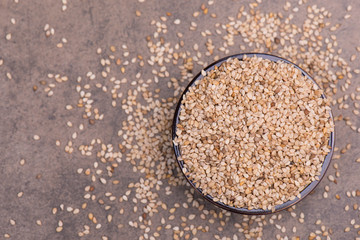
[172,53,335,215]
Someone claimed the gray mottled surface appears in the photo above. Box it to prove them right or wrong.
[1,0,360,239]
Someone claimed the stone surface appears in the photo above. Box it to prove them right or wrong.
[0,0,360,239]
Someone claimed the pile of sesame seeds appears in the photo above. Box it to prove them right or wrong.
[2,0,360,239]
[174,55,334,210]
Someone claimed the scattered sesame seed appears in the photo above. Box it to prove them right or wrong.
[2,1,359,239]
[20,159,25,165]
[6,72,12,79]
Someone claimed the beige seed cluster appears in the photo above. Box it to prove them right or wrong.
[175,56,334,210]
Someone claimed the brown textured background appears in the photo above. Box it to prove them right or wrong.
[1,0,360,239]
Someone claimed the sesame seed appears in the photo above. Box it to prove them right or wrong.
[20,159,25,165]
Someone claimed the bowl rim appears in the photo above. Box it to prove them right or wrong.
[172,52,335,215]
